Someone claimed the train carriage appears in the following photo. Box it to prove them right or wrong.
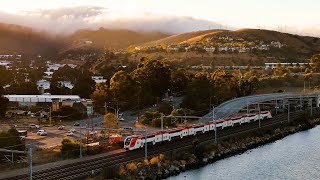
[124,110,273,150]
[260,111,272,119]
[231,116,245,125]
[244,114,258,123]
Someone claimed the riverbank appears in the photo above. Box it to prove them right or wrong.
[94,111,320,180]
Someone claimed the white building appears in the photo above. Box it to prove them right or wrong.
[92,76,107,84]
[0,61,12,70]
[204,46,216,52]
[167,45,179,52]
[3,94,81,103]
[270,41,284,48]
[37,80,50,90]
[60,81,74,89]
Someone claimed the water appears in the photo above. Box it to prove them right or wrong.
[169,126,320,180]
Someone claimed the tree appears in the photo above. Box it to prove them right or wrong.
[181,72,213,115]
[52,106,84,121]
[90,82,108,111]
[273,64,289,77]
[5,82,39,95]
[210,69,237,102]
[0,86,8,118]
[310,54,320,72]
[109,71,137,108]
[0,128,24,150]
[131,57,171,106]
[157,102,173,115]
[104,113,119,129]
[170,68,190,94]
[0,67,13,86]
[73,72,95,98]
[51,66,79,84]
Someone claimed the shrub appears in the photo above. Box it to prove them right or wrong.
[127,162,137,172]
[60,138,80,157]
[149,156,159,166]
[157,102,173,115]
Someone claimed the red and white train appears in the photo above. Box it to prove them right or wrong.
[124,111,272,150]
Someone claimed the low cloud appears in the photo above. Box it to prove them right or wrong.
[0,6,319,37]
[0,6,227,34]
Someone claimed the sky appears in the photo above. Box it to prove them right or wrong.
[0,0,319,36]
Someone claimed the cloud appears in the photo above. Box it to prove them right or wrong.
[0,6,227,34]
[0,6,319,38]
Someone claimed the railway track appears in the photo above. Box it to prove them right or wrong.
[1,109,318,180]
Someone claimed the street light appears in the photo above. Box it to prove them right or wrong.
[104,102,120,119]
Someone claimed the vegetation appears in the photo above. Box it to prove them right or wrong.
[0,128,25,151]
[51,106,84,121]
[0,86,8,118]
[104,113,119,129]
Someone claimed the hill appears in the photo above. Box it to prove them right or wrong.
[0,23,63,55]
[139,28,320,56]
[139,29,226,47]
[67,28,170,51]
[201,29,320,55]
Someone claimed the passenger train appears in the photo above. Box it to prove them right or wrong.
[124,111,272,150]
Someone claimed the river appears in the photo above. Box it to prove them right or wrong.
[168,125,320,180]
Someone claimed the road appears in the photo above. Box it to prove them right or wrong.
[200,92,320,122]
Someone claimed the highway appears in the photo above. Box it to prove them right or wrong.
[200,92,320,122]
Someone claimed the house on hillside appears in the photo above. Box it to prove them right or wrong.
[270,41,284,48]
[167,45,179,52]
[204,46,216,52]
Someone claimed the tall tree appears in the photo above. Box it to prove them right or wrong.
[131,57,171,106]
[109,70,136,108]
[73,72,95,98]
[90,82,108,111]
[181,72,213,115]
[170,68,190,94]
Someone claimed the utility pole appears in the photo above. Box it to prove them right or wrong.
[213,106,217,144]
[310,97,313,116]
[275,100,278,114]
[246,100,249,114]
[144,129,147,160]
[161,113,164,142]
[28,147,32,180]
[49,107,52,126]
[287,103,290,123]
[79,125,82,158]
[258,103,261,128]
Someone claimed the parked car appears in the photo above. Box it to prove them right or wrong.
[70,128,76,133]
[58,126,65,130]
[29,124,40,129]
[66,131,74,136]
[74,122,80,126]
[37,130,47,136]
